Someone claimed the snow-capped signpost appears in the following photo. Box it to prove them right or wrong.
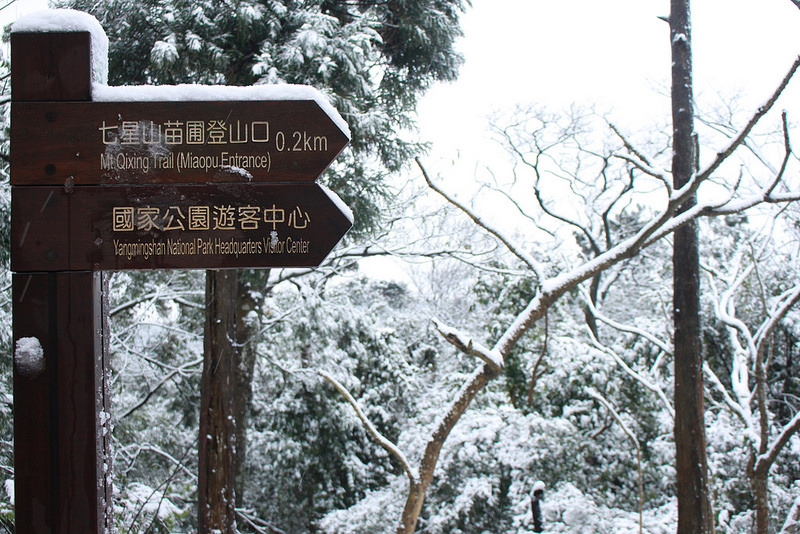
[9,10,351,533]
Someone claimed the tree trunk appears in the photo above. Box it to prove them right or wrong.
[199,270,239,533]
[752,466,770,534]
[583,274,601,339]
[232,269,269,500]
[670,1,713,533]
[398,481,427,534]
[199,268,266,531]
[396,365,499,534]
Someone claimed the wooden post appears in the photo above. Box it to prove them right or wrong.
[11,31,112,533]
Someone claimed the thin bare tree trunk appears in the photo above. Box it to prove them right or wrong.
[752,467,770,534]
[670,1,713,532]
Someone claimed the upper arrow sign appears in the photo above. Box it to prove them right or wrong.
[11,98,350,185]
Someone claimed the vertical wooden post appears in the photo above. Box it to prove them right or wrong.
[11,31,112,533]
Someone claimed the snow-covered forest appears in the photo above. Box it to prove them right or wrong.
[1,1,800,533]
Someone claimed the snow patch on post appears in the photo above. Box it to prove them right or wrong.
[11,9,109,85]
[14,337,45,379]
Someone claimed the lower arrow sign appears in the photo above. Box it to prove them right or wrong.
[11,183,353,271]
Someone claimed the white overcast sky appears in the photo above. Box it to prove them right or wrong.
[417,0,800,171]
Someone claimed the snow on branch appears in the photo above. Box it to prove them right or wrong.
[609,122,671,191]
[581,289,672,357]
[126,444,198,481]
[755,283,800,354]
[118,357,204,420]
[586,388,641,452]
[584,325,673,416]
[779,495,800,534]
[319,371,419,485]
[703,362,757,440]
[432,319,504,372]
[236,508,288,534]
[586,389,643,534]
[755,408,800,476]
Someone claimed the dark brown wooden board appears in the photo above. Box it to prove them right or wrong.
[11,182,352,271]
[11,100,350,185]
[11,32,92,102]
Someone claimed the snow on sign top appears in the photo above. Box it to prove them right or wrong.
[11,9,109,86]
[10,9,350,138]
[92,83,351,139]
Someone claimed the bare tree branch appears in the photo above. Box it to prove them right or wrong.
[703,362,755,432]
[582,288,673,357]
[584,324,674,416]
[755,284,800,356]
[779,496,800,534]
[587,389,643,534]
[416,157,546,281]
[118,357,204,420]
[697,55,800,185]
[319,371,418,485]
[609,123,671,191]
[755,409,800,476]
[432,318,503,372]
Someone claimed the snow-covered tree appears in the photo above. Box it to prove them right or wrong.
[323,46,800,530]
[700,213,800,533]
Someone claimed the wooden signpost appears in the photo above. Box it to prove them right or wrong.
[10,13,351,533]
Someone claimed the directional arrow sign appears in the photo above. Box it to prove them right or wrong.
[11,182,353,271]
[11,99,350,185]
